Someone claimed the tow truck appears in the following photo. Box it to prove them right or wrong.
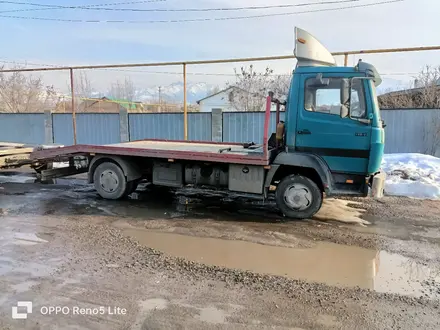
[27,27,385,219]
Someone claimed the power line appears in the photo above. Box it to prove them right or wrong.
[0,0,405,23]
[0,0,166,7]
[0,0,166,13]
[0,59,58,67]
[0,0,360,14]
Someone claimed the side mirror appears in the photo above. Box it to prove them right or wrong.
[340,105,349,118]
[340,78,350,107]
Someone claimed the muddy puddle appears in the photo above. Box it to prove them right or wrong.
[124,229,440,298]
[0,172,87,186]
[0,173,36,184]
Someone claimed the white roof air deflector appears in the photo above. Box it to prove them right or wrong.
[294,27,336,67]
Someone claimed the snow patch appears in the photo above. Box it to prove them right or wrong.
[382,153,440,199]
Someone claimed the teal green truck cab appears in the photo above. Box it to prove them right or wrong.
[267,28,385,218]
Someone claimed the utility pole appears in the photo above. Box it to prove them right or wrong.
[158,86,162,112]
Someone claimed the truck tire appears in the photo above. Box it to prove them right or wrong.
[93,162,127,200]
[275,175,323,219]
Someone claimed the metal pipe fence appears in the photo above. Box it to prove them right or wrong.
[1,45,440,144]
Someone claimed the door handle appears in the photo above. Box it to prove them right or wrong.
[297,129,311,135]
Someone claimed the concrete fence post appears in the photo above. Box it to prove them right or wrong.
[119,107,130,142]
[44,110,54,144]
[211,108,223,142]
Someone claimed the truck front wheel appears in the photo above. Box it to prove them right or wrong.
[275,175,323,219]
[93,162,127,200]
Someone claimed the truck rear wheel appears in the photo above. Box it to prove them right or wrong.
[275,175,322,219]
[93,162,127,200]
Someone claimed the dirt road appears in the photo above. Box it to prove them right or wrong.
[0,171,439,329]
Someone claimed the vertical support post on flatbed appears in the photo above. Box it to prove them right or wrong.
[263,93,272,160]
[275,101,281,149]
[344,53,348,67]
[183,63,188,140]
[276,102,280,125]
[70,68,77,145]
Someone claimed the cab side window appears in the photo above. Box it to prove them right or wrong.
[304,77,343,115]
[350,79,367,118]
[304,77,367,118]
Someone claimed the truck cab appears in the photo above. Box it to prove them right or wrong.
[269,28,385,218]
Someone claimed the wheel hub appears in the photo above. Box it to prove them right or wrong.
[100,170,119,193]
[284,183,312,211]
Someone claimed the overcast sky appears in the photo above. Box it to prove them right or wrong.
[0,0,437,93]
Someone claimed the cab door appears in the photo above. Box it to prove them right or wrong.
[295,74,372,174]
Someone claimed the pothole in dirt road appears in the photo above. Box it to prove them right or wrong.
[124,229,440,299]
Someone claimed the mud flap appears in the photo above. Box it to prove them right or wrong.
[370,170,386,198]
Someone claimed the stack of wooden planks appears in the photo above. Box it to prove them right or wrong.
[0,142,35,169]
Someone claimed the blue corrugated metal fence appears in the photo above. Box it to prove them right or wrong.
[0,110,439,156]
[223,112,285,143]
[53,113,121,145]
[0,113,46,144]
[129,113,212,141]
[381,109,440,155]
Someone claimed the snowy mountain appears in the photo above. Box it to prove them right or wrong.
[135,82,216,104]
[88,82,216,104]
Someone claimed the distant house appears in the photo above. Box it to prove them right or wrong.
[197,86,277,112]
[78,97,144,113]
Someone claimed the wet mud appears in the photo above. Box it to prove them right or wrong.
[1,172,440,329]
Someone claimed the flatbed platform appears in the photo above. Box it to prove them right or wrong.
[30,139,271,165]
[30,97,273,166]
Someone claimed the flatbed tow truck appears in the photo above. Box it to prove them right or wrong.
[12,28,386,219]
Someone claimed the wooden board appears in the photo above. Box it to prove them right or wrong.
[0,153,32,168]
[0,142,26,148]
[0,142,34,169]
[0,147,34,156]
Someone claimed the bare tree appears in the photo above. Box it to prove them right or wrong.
[110,77,135,100]
[414,66,440,108]
[109,77,136,111]
[0,65,56,113]
[379,87,415,109]
[228,65,291,111]
[75,71,93,98]
[379,66,440,109]
[379,65,440,156]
